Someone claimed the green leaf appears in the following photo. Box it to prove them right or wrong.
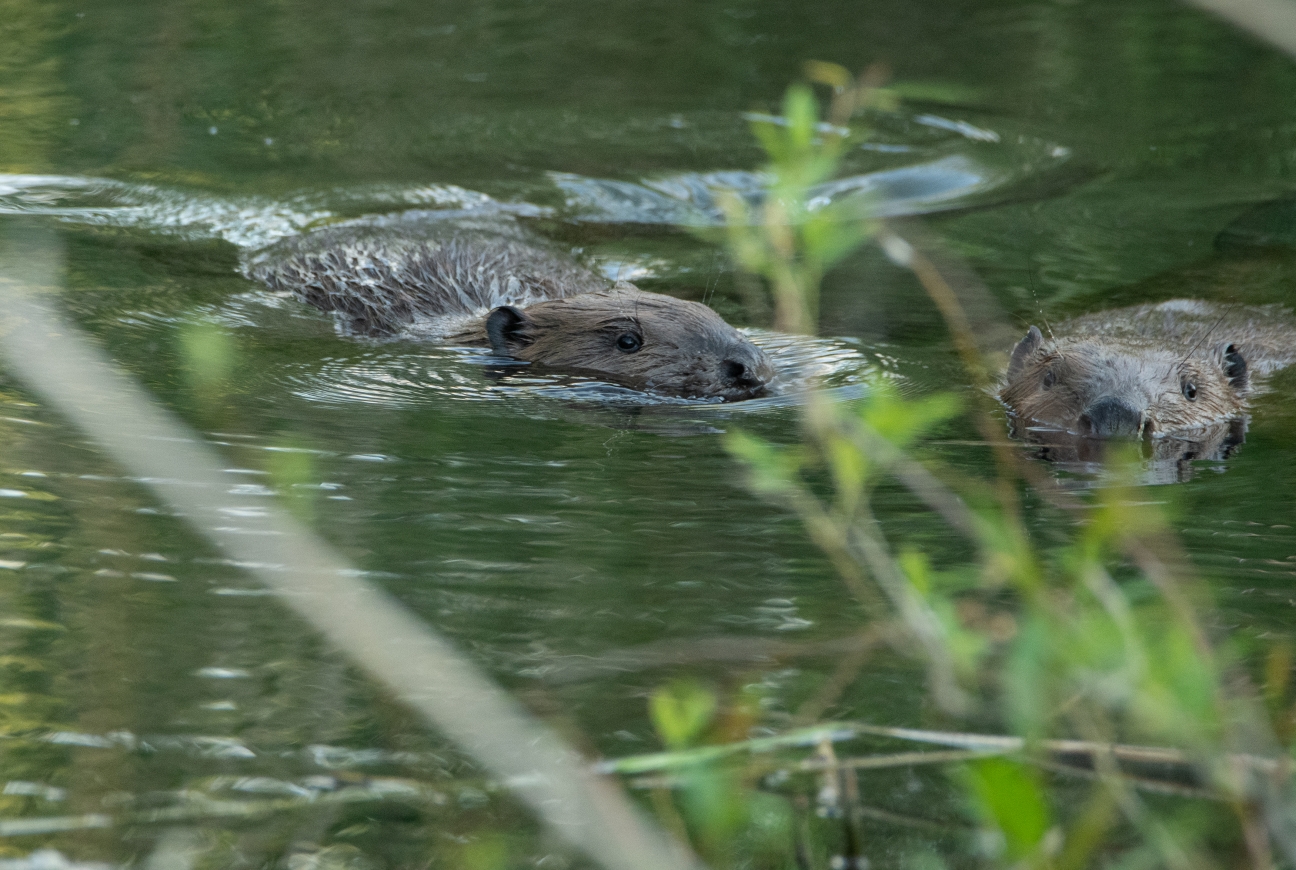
[898,549,933,597]
[887,81,986,106]
[859,387,962,447]
[265,437,320,522]
[964,757,1053,861]
[679,766,749,849]
[751,118,789,165]
[802,211,873,270]
[725,431,801,496]
[803,60,852,90]
[650,680,717,750]
[782,85,819,154]
[827,435,869,514]
[179,318,235,390]
[1002,615,1053,741]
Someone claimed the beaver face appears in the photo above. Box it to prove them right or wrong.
[484,285,775,401]
[999,325,1250,438]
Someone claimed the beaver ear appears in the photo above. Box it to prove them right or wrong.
[486,306,534,356]
[1220,342,1249,392]
[1008,326,1044,379]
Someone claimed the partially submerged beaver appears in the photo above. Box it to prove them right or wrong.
[999,300,1296,445]
[245,221,774,401]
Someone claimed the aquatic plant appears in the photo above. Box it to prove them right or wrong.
[616,64,1296,869]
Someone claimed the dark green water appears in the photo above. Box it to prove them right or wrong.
[3,0,1296,866]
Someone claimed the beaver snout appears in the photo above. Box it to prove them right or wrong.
[721,345,776,397]
[1077,397,1145,438]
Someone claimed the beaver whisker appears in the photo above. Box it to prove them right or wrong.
[1156,304,1234,386]
[1020,243,1056,342]
[1176,302,1235,370]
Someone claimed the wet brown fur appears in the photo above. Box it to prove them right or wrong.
[246,222,774,401]
[999,299,1296,439]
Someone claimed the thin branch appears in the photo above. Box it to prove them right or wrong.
[842,504,970,715]
[838,415,980,541]
[849,722,1287,774]
[791,637,880,726]
[853,803,972,834]
[1037,759,1218,802]
[805,748,1000,772]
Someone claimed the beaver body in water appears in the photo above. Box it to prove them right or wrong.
[245,221,774,402]
[999,299,1296,445]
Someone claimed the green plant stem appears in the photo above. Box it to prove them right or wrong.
[843,496,969,715]
[837,414,980,541]
[791,631,878,726]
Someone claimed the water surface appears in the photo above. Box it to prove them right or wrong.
[3,0,1296,866]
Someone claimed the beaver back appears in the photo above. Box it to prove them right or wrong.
[245,221,610,339]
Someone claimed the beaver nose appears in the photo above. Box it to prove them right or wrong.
[1078,397,1144,438]
[723,359,759,387]
[722,347,775,391]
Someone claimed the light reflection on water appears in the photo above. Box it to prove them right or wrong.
[0,118,1068,245]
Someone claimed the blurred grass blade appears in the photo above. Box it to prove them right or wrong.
[0,224,703,870]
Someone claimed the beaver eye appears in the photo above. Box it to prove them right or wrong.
[1181,379,1197,401]
[615,332,642,353]
[1042,369,1056,389]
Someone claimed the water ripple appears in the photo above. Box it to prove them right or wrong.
[0,112,1072,246]
[551,155,1009,225]
[550,114,1073,226]
[278,330,895,415]
[0,176,541,249]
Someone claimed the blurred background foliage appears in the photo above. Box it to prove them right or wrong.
[617,72,1296,869]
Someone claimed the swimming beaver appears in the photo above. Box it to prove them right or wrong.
[245,221,775,402]
[999,299,1296,441]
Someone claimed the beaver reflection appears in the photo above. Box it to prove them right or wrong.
[1007,415,1248,483]
[998,299,1296,481]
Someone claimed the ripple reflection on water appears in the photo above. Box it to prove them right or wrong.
[278,327,899,417]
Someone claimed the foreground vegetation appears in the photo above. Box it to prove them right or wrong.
[607,65,1296,870]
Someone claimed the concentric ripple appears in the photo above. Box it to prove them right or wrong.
[277,328,896,415]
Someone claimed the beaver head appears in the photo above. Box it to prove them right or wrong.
[999,325,1250,438]
[482,285,775,401]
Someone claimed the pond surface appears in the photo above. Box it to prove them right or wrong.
[3,0,1296,866]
